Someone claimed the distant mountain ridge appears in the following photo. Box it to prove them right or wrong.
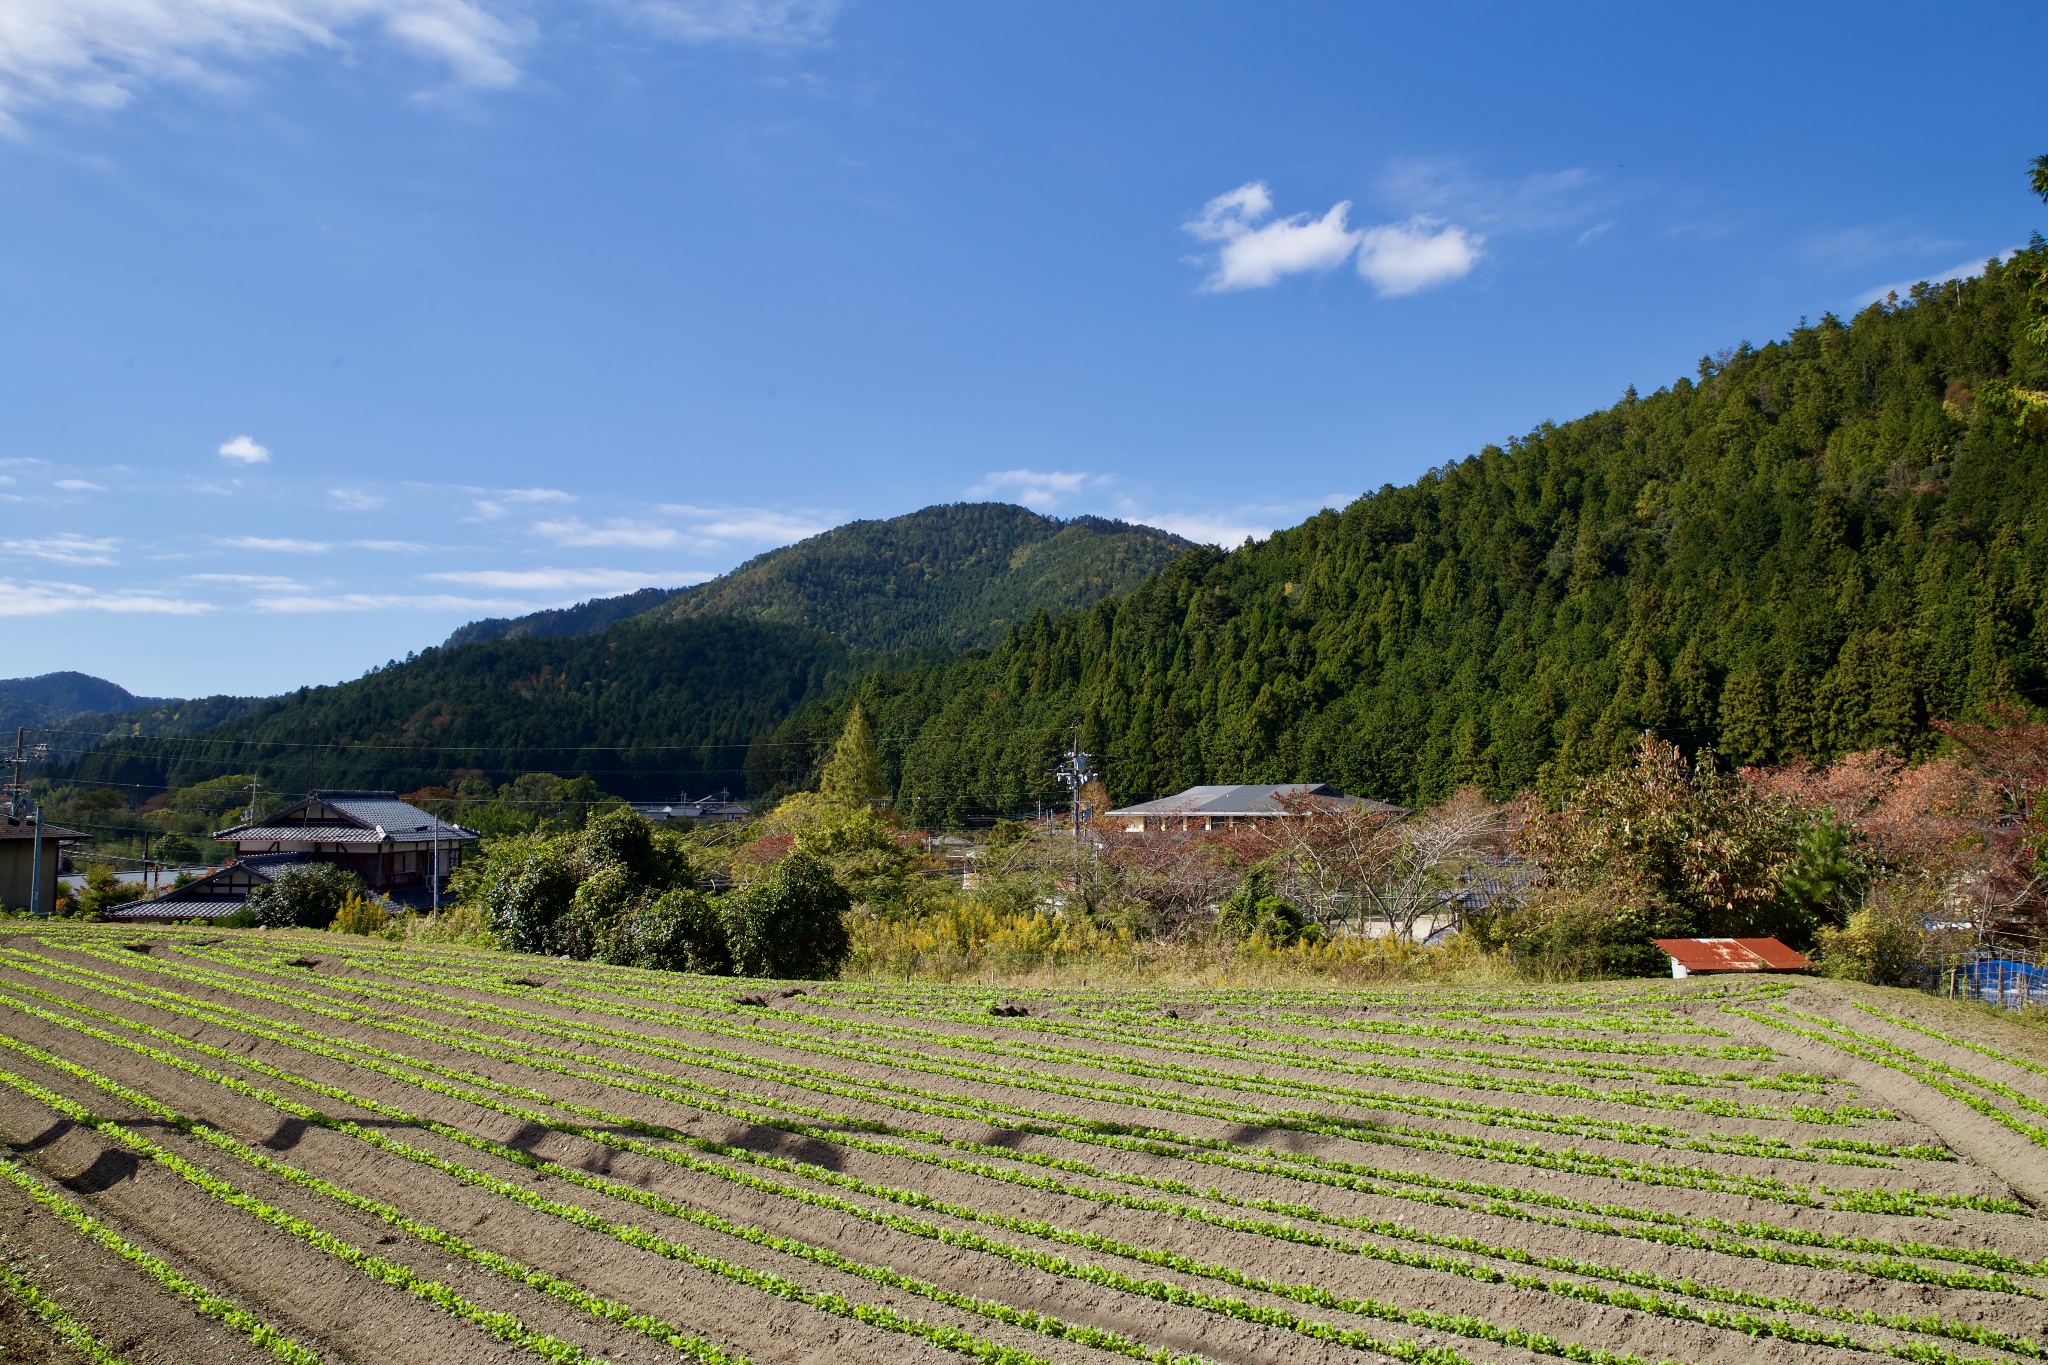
[1,672,270,763]
[446,504,1193,653]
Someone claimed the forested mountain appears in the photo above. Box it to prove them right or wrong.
[447,504,1191,653]
[752,250,2048,826]
[67,616,856,802]
[0,672,166,732]
[445,586,687,648]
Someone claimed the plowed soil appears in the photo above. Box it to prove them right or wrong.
[6,926,2048,1365]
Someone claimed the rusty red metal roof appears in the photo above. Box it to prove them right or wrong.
[1651,937,1810,973]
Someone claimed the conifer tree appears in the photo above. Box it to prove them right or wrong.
[819,703,889,806]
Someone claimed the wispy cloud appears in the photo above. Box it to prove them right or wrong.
[53,478,105,492]
[246,592,542,614]
[1183,181,1481,296]
[1853,248,2023,309]
[186,572,303,588]
[0,0,843,129]
[654,505,833,543]
[425,567,711,592]
[531,517,683,549]
[220,536,331,552]
[217,434,270,465]
[618,0,841,44]
[0,579,210,616]
[0,0,527,128]
[463,485,574,520]
[2,533,119,565]
[329,488,384,511]
[351,538,428,552]
[963,470,1097,513]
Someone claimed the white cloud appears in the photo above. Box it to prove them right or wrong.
[0,579,210,616]
[0,0,527,126]
[329,487,384,511]
[247,591,544,613]
[186,572,302,588]
[618,0,840,44]
[53,478,105,491]
[1184,181,1361,292]
[1355,218,1482,296]
[964,469,1095,513]
[464,485,574,520]
[531,517,683,548]
[655,505,833,543]
[217,434,270,464]
[2,533,119,565]
[351,538,428,552]
[0,474,13,484]
[1853,248,2023,308]
[220,535,330,552]
[426,567,711,592]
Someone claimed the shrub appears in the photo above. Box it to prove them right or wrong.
[1815,881,1968,986]
[1485,873,1694,979]
[482,839,581,954]
[400,904,496,946]
[721,847,851,979]
[75,863,146,917]
[218,906,258,928]
[599,888,732,973]
[247,863,367,930]
[1215,870,1308,946]
[329,892,394,936]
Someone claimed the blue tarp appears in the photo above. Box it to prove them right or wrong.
[1955,959,2048,1006]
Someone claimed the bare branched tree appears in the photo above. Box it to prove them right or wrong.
[1256,786,1510,940]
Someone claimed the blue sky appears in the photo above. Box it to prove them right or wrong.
[1,1,2042,699]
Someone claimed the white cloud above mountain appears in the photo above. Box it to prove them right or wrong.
[1183,181,1481,296]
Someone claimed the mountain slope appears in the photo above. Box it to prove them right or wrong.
[757,251,2048,825]
[68,615,856,802]
[447,504,1192,653]
[0,672,167,732]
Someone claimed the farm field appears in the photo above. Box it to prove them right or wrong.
[3,927,2048,1365]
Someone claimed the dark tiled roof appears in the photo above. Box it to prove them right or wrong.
[1106,784,1408,819]
[115,854,305,911]
[0,815,89,842]
[215,791,476,843]
[102,900,251,921]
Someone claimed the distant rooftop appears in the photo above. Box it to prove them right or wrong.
[1106,783,1407,820]
[215,791,476,843]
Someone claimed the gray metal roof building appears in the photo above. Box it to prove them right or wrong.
[1105,783,1407,832]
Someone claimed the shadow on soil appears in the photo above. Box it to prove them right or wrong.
[60,1150,139,1194]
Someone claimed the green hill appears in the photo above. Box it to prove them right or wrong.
[67,615,857,802]
[447,504,1191,653]
[755,250,2048,825]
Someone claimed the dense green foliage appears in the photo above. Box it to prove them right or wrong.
[247,862,367,930]
[456,808,850,977]
[643,503,1191,652]
[759,252,2048,823]
[65,615,856,802]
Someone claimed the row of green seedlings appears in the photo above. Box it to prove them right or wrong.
[51,945,2015,1236]
[9,986,2038,1365]
[1850,1003,2048,1092]
[8,949,2039,1334]
[1067,1002,1741,1039]
[280,942,1859,1149]
[116,944,1943,1211]
[0,1057,738,1365]
[214,938,1800,1097]
[0,1157,320,1365]
[0,1246,131,1365]
[0,1031,1184,1365]
[1730,1005,2048,1154]
[0,996,1536,1365]
[267,945,1953,1193]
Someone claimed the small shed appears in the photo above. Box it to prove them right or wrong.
[0,814,90,914]
[1652,937,1811,979]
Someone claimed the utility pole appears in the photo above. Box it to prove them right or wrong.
[431,818,441,912]
[1052,733,1092,911]
[244,777,261,823]
[27,798,42,918]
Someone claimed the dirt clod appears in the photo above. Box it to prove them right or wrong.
[507,977,548,988]
[988,1002,1030,1017]
[284,957,321,968]
[731,992,771,1007]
